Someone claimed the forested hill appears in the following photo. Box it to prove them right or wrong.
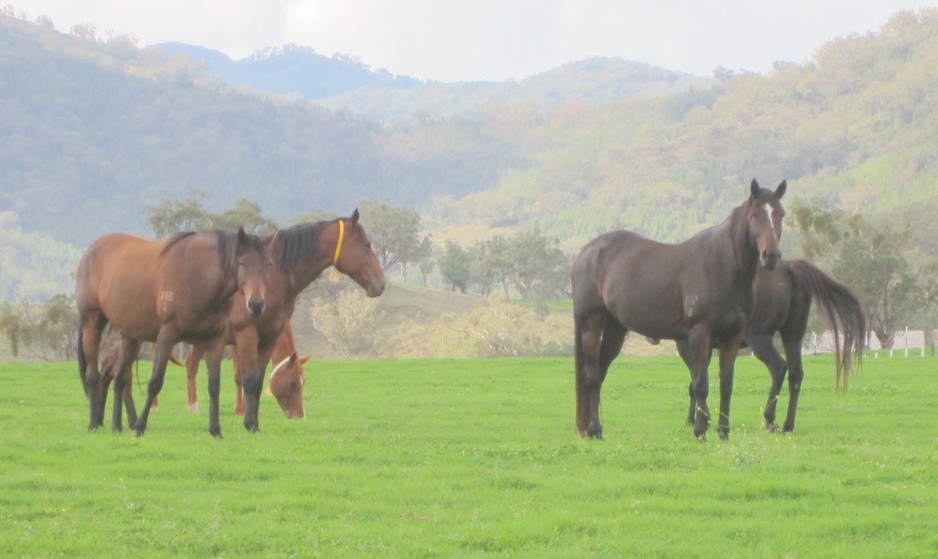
[2,8,938,266]
[0,11,709,250]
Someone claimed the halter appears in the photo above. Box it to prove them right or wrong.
[328,219,345,282]
[332,219,346,266]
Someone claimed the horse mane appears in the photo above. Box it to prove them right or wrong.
[270,220,333,272]
[160,230,242,272]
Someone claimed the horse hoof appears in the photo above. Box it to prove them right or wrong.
[766,423,779,433]
[210,430,223,439]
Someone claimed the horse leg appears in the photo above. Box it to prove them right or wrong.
[574,313,609,439]
[687,325,713,441]
[716,336,743,441]
[202,341,226,438]
[232,347,245,416]
[780,334,804,433]
[111,337,141,432]
[134,329,176,437]
[186,345,202,414]
[675,339,695,425]
[79,311,108,430]
[747,333,787,432]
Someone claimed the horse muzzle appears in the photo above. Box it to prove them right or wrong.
[246,297,266,317]
[761,249,781,270]
[366,280,385,298]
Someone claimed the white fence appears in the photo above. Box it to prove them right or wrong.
[803,328,935,357]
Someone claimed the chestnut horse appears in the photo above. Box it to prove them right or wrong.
[572,179,787,441]
[76,228,269,437]
[171,209,383,433]
[185,320,309,418]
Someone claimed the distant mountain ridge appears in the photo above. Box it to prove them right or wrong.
[156,42,715,119]
[155,42,421,99]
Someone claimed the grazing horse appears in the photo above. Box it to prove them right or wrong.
[572,179,787,440]
[743,259,865,432]
[76,228,269,437]
[185,320,310,418]
[166,209,383,433]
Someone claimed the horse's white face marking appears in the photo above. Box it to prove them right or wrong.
[764,206,778,241]
[267,355,291,392]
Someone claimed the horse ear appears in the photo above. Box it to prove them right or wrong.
[351,208,360,225]
[288,351,299,364]
[750,179,760,198]
[774,180,787,199]
[300,355,311,365]
[237,226,248,245]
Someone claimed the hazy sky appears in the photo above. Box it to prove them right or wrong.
[7,1,937,81]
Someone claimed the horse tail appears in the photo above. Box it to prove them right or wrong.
[788,259,866,392]
[574,316,590,436]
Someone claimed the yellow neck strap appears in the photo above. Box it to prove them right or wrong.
[332,219,345,267]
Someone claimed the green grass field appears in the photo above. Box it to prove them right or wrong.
[1,353,935,557]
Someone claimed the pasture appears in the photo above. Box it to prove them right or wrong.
[1,353,935,557]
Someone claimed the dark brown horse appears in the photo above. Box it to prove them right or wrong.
[572,179,787,440]
[741,259,864,432]
[173,210,383,433]
[185,320,310,418]
[76,228,269,437]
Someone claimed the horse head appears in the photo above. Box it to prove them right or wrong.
[267,351,308,419]
[747,179,787,270]
[331,209,386,297]
[235,227,271,317]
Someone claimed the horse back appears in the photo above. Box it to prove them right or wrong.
[573,231,690,337]
[76,233,164,329]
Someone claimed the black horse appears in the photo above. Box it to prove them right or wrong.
[572,179,787,441]
[737,259,864,433]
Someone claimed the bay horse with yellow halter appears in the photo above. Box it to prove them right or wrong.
[76,228,269,437]
[112,209,385,433]
[216,209,384,433]
[572,179,787,441]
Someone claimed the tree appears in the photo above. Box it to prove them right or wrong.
[413,236,435,286]
[468,240,497,296]
[358,200,423,274]
[0,293,77,360]
[211,199,277,234]
[508,227,567,300]
[788,201,860,262]
[832,222,918,348]
[145,191,212,239]
[438,240,470,293]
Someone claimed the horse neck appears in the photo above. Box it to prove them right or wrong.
[272,224,334,298]
[725,203,760,284]
[200,231,241,304]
